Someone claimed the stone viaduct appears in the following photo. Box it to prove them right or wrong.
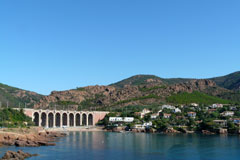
[23,109,109,128]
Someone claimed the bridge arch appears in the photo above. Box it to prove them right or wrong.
[33,112,39,126]
[55,113,61,127]
[41,112,47,127]
[48,112,54,128]
[82,113,87,126]
[88,113,93,126]
[62,113,68,126]
[76,113,80,126]
[69,113,74,127]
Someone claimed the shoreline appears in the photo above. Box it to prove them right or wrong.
[46,126,240,136]
[45,126,106,132]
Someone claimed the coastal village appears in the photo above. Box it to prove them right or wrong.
[104,103,240,134]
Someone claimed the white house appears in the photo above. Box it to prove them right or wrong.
[143,122,152,127]
[230,106,237,111]
[109,117,123,122]
[109,117,134,122]
[162,105,175,110]
[135,108,151,118]
[133,122,152,129]
[187,112,196,118]
[123,117,134,123]
[163,113,171,119]
[210,104,223,109]
[173,108,181,113]
[221,111,234,117]
[190,103,199,107]
[151,113,159,119]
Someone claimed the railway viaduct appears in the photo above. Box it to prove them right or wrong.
[22,109,109,128]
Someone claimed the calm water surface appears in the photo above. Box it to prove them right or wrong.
[0,132,240,160]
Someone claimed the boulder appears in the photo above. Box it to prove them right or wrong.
[165,128,180,133]
[202,130,215,135]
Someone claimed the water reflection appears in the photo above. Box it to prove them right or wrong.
[1,132,240,160]
[64,132,240,160]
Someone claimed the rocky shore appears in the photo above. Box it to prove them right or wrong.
[0,127,66,147]
[0,150,38,160]
[108,126,232,135]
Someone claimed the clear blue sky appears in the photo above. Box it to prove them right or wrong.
[0,0,239,95]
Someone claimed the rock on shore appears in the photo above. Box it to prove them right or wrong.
[0,129,66,147]
[0,150,38,160]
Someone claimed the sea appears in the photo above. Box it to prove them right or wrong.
[0,131,240,160]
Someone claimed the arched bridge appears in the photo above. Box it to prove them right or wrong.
[23,109,109,128]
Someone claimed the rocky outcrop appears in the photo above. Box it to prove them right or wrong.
[202,130,215,135]
[169,80,216,93]
[0,150,38,160]
[0,131,66,147]
[164,128,180,134]
[111,126,126,132]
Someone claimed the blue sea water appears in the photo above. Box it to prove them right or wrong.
[0,132,240,160]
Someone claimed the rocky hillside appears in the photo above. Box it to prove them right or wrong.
[1,71,240,110]
[0,83,43,108]
[34,79,237,110]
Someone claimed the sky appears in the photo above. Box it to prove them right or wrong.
[0,0,239,95]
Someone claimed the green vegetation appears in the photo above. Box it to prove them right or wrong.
[167,91,231,105]
[111,74,193,88]
[218,91,240,103]
[139,85,167,92]
[76,87,85,91]
[0,83,43,108]
[78,94,106,110]
[111,75,163,88]
[57,101,78,105]
[162,78,193,85]
[115,94,160,105]
[103,104,240,134]
[210,71,240,90]
[0,108,34,128]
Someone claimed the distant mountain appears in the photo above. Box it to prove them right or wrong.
[0,83,43,108]
[210,71,240,90]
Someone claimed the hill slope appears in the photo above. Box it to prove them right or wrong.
[34,79,236,110]
[210,71,240,90]
[0,83,43,108]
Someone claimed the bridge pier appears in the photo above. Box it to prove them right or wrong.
[53,113,56,128]
[73,114,76,127]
